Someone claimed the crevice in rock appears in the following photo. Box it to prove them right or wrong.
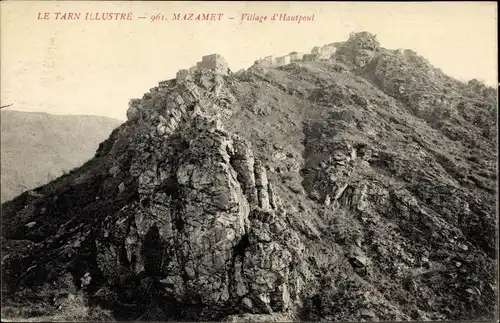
[174,218,185,232]
[181,270,190,284]
[140,197,151,208]
[229,155,244,185]
[229,233,251,312]
[143,225,163,277]
[233,233,250,258]
[159,179,180,198]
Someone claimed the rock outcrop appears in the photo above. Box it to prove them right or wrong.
[96,116,303,314]
[1,67,307,320]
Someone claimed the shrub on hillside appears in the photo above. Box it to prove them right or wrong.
[53,292,114,322]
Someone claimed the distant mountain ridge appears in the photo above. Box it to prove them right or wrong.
[1,110,122,202]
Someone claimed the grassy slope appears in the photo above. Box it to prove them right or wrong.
[226,59,497,320]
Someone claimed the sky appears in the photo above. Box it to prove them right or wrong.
[1,1,497,121]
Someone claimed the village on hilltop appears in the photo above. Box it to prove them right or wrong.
[253,43,337,68]
[151,42,340,92]
[149,32,383,94]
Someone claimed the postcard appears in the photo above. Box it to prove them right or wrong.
[1,1,497,322]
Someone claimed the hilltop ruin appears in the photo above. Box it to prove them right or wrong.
[254,43,338,68]
[131,33,390,122]
[148,33,385,97]
[152,40,343,93]
[174,54,229,83]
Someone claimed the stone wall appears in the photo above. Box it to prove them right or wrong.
[319,44,336,59]
[172,54,230,83]
[275,55,291,67]
[172,42,339,84]
[265,55,276,66]
[311,46,321,55]
[303,54,318,62]
[158,80,170,88]
[163,41,343,87]
[254,55,275,67]
[199,54,229,74]
[308,45,336,60]
[176,69,190,82]
[289,52,303,61]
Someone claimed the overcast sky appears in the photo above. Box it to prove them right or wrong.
[1,1,497,120]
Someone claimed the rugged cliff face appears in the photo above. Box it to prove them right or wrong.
[1,32,497,322]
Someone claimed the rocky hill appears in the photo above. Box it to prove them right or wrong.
[1,111,122,202]
[1,32,497,322]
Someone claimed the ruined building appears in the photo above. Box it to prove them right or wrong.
[311,46,322,55]
[173,42,340,83]
[275,55,291,67]
[257,55,275,67]
[252,42,339,69]
[255,54,291,68]
[174,53,230,83]
[289,51,304,61]
[176,69,190,82]
[303,54,318,62]
[309,44,336,60]
[319,44,336,59]
[197,54,229,73]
